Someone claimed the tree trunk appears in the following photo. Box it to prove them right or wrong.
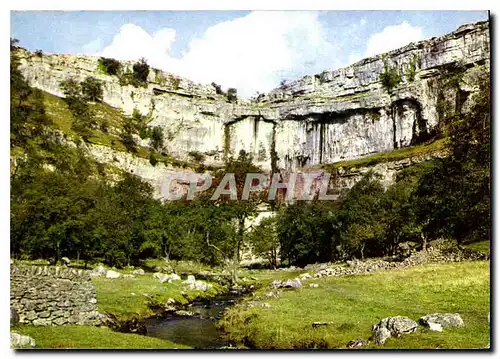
[421,233,427,251]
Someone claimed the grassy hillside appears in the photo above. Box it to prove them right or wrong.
[219,261,490,349]
[13,325,189,349]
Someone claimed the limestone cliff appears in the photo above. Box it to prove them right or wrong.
[16,20,490,195]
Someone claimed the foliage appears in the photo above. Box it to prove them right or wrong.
[227,88,238,103]
[211,82,226,96]
[81,76,103,102]
[247,216,280,268]
[379,60,402,92]
[59,78,95,140]
[98,57,121,76]
[149,126,164,151]
[406,54,419,82]
[149,151,158,166]
[133,58,150,84]
[34,49,43,57]
[188,150,205,162]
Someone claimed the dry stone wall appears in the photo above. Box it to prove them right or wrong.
[10,265,102,326]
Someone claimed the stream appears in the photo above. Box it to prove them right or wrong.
[143,293,240,349]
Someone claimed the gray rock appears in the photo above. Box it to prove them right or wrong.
[346,338,369,348]
[377,316,418,337]
[419,313,464,329]
[105,270,122,279]
[300,273,312,280]
[371,326,391,345]
[90,265,107,277]
[11,332,36,349]
[123,274,135,278]
[61,257,70,265]
[283,278,302,289]
[10,307,19,325]
[427,322,443,332]
[132,268,145,275]
[309,283,319,288]
[175,310,194,317]
[184,275,196,285]
[32,318,51,326]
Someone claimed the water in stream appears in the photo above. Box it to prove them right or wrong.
[144,294,238,349]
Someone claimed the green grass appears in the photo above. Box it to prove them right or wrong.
[219,261,490,349]
[13,325,189,349]
[323,138,447,171]
[93,274,224,318]
[464,241,490,255]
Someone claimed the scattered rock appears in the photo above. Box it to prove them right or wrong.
[284,278,302,289]
[123,274,135,278]
[90,265,107,277]
[166,298,176,305]
[371,326,391,345]
[427,322,443,332]
[419,313,464,329]
[300,273,312,280]
[10,332,36,349]
[346,338,369,348]
[132,268,145,275]
[309,283,319,288]
[184,275,196,285]
[377,316,418,337]
[175,310,195,317]
[61,257,71,266]
[105,270,122,279]
[312,322,331,328]
[131,292,136,296]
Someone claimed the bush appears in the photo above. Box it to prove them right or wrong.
[150,126,164,151]
[81,76,103,102]
[188,151,205,162]
[133,58,149,84]
[149,151,158,167]
[379,60,401,92]
[211,82,226,96]
[34,50,43,57]
[98,57,121,76]
[227,88,238,103]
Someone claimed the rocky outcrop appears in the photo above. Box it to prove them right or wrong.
[10,265,102,326]
[16,21,490,175]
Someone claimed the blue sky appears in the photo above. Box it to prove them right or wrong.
[11,11,489,97]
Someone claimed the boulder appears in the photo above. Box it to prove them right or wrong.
[376,316,418,338]
[175,310,195,317]
[170,273,181,281]
[371,326,391,345]
[346,338,369,348]
[61,257,71,266]
[132,268,145,275]
[419,313,464,329]
[105,270,122,279]
[166,298,176,305]
[123,274,135,278]
[184,275,196,285]
[309,283,319,288]
[427,322,443,332]
[10,332,36,349]
[90,265,107,277]
[283,278,302,289]
[156,274,171,283]
[300,273,312,280]
[10,308,19,325]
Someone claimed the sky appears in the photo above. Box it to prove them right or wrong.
[11,11,489,98]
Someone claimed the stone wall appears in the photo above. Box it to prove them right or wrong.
[10,265,102,326]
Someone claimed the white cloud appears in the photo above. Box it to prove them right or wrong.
[364,21,423,58]
[96,11,338,98]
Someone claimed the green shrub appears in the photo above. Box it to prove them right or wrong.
[81,76,103,102]
[227,88,238,103]
[188,151,205,162]
[98,57,121,76]
[211,82,226,96]
[379,60,401,92]
[150,126,164,151]
[34,50,43,57]
[149,151,158,166]
[406,54,419,82]
[133,58,149,84]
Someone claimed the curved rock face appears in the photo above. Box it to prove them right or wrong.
[17,20,489,172]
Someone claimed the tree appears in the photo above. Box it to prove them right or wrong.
[133,58,149,83]
[81,76,103,102]
[227,88,238,103]
[247,216,279,268]
[98,57,121,76]
[150,126,164,151]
